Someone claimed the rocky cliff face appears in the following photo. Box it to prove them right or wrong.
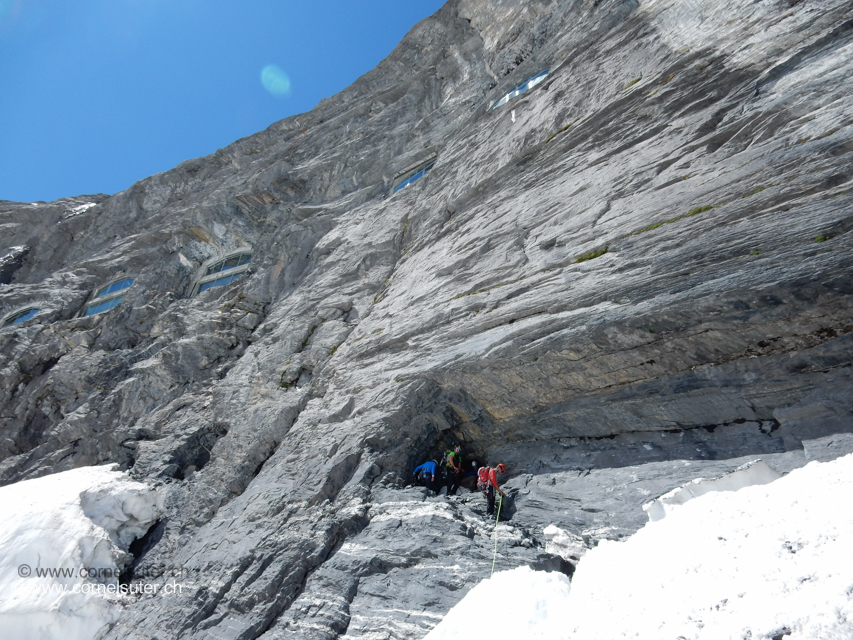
[2,0,852,637]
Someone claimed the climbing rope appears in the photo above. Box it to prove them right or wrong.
[490,493,503,577]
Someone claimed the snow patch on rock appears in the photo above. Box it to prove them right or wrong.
[567,453,853,638]
[0,465,163,640]
[426,454,853,639]
[423,566,572,640]
[62,202,97,219]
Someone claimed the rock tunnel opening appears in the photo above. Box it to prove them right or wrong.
[394,383,529,521]
[402,385,497,478]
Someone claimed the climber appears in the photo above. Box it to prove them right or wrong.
[444,446,464,495]
[477,463,506,516]
[413,460,438,494]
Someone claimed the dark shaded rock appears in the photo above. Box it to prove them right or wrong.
[0,245,30,285]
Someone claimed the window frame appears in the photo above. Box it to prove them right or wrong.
[1,306,40,328]
[192,249,253,296]
[487,69,550,112]
[94,277,134,299]
[83,276,135,317]
[391,156,437,195]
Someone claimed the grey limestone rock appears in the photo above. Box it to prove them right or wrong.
[1,0,853,638]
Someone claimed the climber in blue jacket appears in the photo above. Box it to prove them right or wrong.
[413,460,438,494]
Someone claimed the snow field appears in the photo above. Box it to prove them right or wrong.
[0,465,162,640]
[423,566,572,640]
[426,453,853,640]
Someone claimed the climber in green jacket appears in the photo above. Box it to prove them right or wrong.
[444,446,463,495]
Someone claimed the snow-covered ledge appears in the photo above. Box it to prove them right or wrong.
[0,466,163,640]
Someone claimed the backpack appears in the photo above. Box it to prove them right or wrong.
[477,467,490,489]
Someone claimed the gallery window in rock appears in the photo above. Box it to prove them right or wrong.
[488,69,550,112]
[193,250,252,295]
[392,157,437,194]
[1,307,39,327]
[84,277,135,316]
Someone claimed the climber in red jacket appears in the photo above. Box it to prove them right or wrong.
[477,463,506,516]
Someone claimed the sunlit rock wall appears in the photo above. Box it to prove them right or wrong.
[1,0,852,638]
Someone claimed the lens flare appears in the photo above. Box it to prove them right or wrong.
[261,65,291,97]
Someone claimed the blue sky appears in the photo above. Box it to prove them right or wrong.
[0,0,446,203]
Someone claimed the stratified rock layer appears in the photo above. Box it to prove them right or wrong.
[1,0,852,638]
